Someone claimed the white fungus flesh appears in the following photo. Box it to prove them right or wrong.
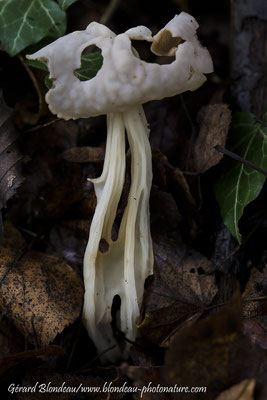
[27,12,213,361]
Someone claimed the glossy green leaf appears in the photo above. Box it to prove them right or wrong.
[0,0,66,57]
[24,57,52,88]
[74,52,103,81]
[214,112,267,243]
[26,58,49,72]
[57,0,79,11]
[27,51,103,86]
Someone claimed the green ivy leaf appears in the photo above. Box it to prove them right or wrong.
[27,51,103,86]
[74,52,103,81]
[0,0,66,57]
[214,112,267,243]
[26,58,49,72]
[57,0,79,11]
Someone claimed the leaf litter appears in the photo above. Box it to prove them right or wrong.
[0,91,27,242]
[139,236,218,346]
[0,244,83,347]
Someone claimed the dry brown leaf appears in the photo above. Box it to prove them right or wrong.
[0,345,64,375]
[242,265,267,319]
[0,246,83,346]
[0,91,27,240]
[62,146,105,163]
[1,221,26,249]
[164,295,262,400]
[193,103,231,173]
[126,365,166,400]
[216,379,256,400]
[47,219,91,269]
[16,366,125,400]
[9,119,94,222]
[0,316,24,361]
[152,149,197,211]
[243,319,267,350]
[242,264,267,349]
[138,236,217,346]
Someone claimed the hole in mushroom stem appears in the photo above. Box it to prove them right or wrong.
[74,45,103,82]
[111,294,121,336]
[99,238,109,253]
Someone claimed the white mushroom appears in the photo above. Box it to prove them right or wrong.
[27,12,213,362]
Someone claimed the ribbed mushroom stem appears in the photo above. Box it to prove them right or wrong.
[83,112,126,360]
[83,106,153,361]
[120,105,153,335]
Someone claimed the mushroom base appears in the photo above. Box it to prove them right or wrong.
[83,105,153,362]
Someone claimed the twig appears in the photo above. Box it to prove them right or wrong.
[182,170,200,176]
[100,0,121,25]
[24,118,60,133]
[65,316,83,371]
[72,344,117,373]
[215,145,267,176]
[18,54,43,118]
[179,94,197,170]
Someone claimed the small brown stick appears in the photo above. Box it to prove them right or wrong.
[24,118,60,133]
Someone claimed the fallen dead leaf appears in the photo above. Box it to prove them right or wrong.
[193,103,231,173]
[0,345,64,375]
[242,265,267,319]
[152,149,197,211]
[164,295,263,400]
[243,319,267,350]
[216,379,255,400]
[150,187,181,240]
[126,365,167,400]
[1,220,26,250]
[16,366,125,400]
[62,146,105,163]
[0,315,24,361]
[138,236,218,346]
[8,118,96,223]
[0,91,27,240]
[47,219,91,270]
[242,264,267,349]
[0,246,83,347]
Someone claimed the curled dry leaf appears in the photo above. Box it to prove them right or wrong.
[62,146,105,163]
[138,236,218,346]
[216,379,256,400]
[11,119,94,222]
[193,103,231,173]
[47,219,92,270]
[242,264,267,349]
[242,264,267,319]
[164,296,262,400]
[0,91,27,240]
[0,345,64,375]
[150,187,181,240]
[152,149,197,211]
[0,316,24,361]
[0,246,83,347]
[126,365,167,400]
